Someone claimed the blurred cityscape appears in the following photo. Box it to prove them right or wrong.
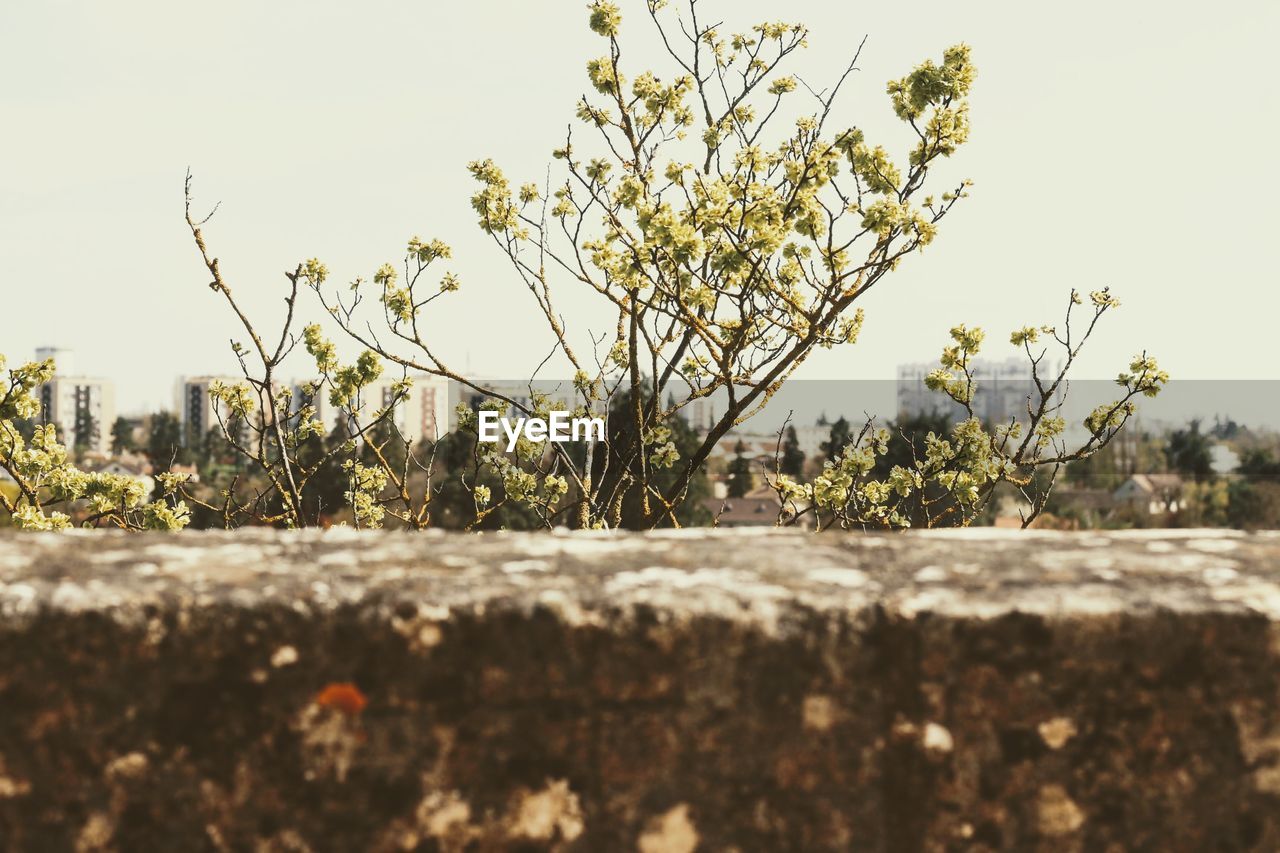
[10,346,1280,530]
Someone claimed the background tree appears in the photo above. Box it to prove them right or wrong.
[1227,479,1280,530]
[1165,420,1213,483]
[821,417,853,465]
[726,439,754,498]
[295,419,353,525]
[183,173,446,530]
[1222,447,1280,530]
[1062,437,1124,491]
[187,0,1165,531]
[772,301,1167,529]
[293,0,988,529]
[428,422,544,531]
[577,383,713,527]
[1176,479,1230,527]
[1210,416,1244,441]
[874,411,953,477]
[146,412,189,470]
[779,425,805,478]
[863,409,956,526]
[661,405,713,525]
[194,425,237,476]
[0,356,189,530]
[1063,424,1164,489]
[1237,448,1280,482]
[110,416,136,455]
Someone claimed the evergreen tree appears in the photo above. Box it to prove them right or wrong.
[428,426,543,531]
[1062,439,1124,490]
[146,412,189,471]
[143,411,191,501]
[780,426,805,478]
[303,419,355,522]
[874,411,954,479]
[726,439,754,498]
[664,408,714,525]
[197,426,234,474]
[820,416,852,464]
[1227,480,1280,530]
[1238,449,1280,482]
[871,410,961,527]
[110,416,135,455]
[570,384,714,528]
[1210,416,1243,441]
[1165,420,1214,482]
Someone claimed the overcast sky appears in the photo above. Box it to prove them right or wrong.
[3,1,1276,413]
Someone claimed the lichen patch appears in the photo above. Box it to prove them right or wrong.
[507,778,584,842]
[1037,785,1085,836]
[1038,717,1078,750]
[271,645,299,668]
[417,790,473,839]
[638,804,698,853]
[922,722,954,755]
[803,695,836,732]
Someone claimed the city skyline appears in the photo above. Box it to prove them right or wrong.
[30,344,1280,445]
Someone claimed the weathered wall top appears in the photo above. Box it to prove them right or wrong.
[4,528,1279,626]
[1,529,1278,850]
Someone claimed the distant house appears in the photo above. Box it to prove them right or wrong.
[91,459,155,497]
[704,485,785,528]
[94,460,142,478]
[994,487,1116,529]
[168,463,201,485]
[1113,474,1183,515]
[115,451,153,475]
[1056,488,1116,513]
[707,433,781,464]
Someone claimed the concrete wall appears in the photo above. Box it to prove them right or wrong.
[0,529,1277,850]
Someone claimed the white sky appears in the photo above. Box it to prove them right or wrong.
[3,0,1277,413]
